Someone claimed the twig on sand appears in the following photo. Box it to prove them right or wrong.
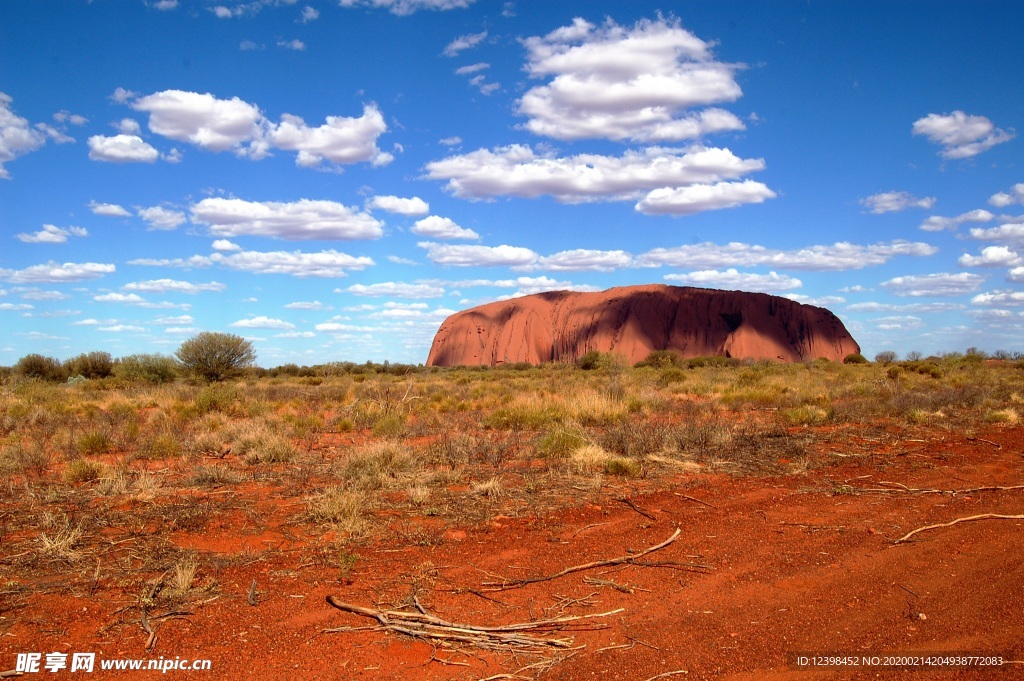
[895,513,1024,544]
[325,596,621,652]
[480,528,682,591]
[674,492,717,509]
[615,497,656,521]
[645,670,688,680]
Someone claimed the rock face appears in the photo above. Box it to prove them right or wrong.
[426,284,859,366]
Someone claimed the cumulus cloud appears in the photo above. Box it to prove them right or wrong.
[123,279,226,294]
[444,30,487,56]
[98,324,146,333]
[87,134,159,163]
[989,183,1024,208]
[152,314,194,325]
[535,249,632,272]
[971,290,1024,306]
[283,300,328,310]
[277,39,306,51]
[846,301,964,313]
[418,242,539,268]
[518,17,744,142]
[230,316,295,329]
[93,292,147,304]
[0,92,47,179]
[968,222,1024,245]
[367,195,429,215]
[411,215,480,240]
[211,248,374,277]
[300,6,319,22]
[338,0,476,15]
[131,90,390,168]
[919,208,994,232]
[635,180,776,216]
[89,201,131,217]
[425,144,769,210]
[860,191,937,214]
[638,240,936,271]
[269,105,389,167]
[212,239,242,251]
[16,224,88,244]
[190,198,383,240]
[0,262,114,283]
[880,272,985,297]
[137,206,187,230]
[957,246,1022,268]
[346,282,446,298]
[912,111,1015,159]
[663,269,802,293]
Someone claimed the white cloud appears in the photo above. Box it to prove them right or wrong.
[518,17,744,142]
[971,290,1024,306]
[277,39,306,51]
[240,40,264,51]
[846,301,964,313]
[0,262,115,283]
[411,215,480,240]
[968,222,1024,245]
[663,269,802,293]
[152,0,179,9]
[439,136,462,146]
[860,191,937,214]
[912,111,1015,159]
[17,288,69,301]
[418,242,539,268]
[426,144,768,208]
[782,294,846,307]
[989,183,1024,207]
[635,180,776,216]
[211,248,375,277]
[638,239,936,271]
[117,118,142,135]
[958,246,1022,268]
[98,325,146,333]
[87,134,159,163]
[138,206,187,230]
[455,62,489,75]
[152,314,194,325]
[0,92,47,179]
[284,300,328,310]
[919,208,994,232]
[123,279,226,294]
[269,105,388,167]
[535,249,632,272]
[0,303,33,311]
[212,239,242,251]
[880,272,985,297]
[89,201,131,217]
[872,315,925,331]
[444,31,487,57]
[16,224,88,244]
[276,330,315,338]
[300,6,319,22]
[110,88,138,104]
[191,198,383,240]
[94,292,147,304]
[387,255,417,265]
[367,195,429,215]
[132,90,266,156]
[230,316,295,329]
[1009,267,1024,283]
[338,0,476,15]
[346,282,445,298]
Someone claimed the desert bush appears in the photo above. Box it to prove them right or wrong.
[114,354,178,383]
[635,349,683,369]
[175,332,256,381]
[600,420,669,457]
[341,441,419,490]
[65,351,114,379]
[15,354,67,382]
[843,353,868,364]
[534,424,589,458]
[77,431,112,456]
[64,458,107,483]
[139,433,182,459]
[187,464,246,487]
[307,486,371,535]
[605,456,642,477]
[874,350,898,365]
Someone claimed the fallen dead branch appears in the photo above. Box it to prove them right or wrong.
[481,528,683,591]
[615,497,656,521]
[895,513,1024,544]
[325,596,621,652]
[838,481,1024,497]
[673,492,717,509]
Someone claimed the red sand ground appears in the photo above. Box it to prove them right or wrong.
[3,427,1023,680]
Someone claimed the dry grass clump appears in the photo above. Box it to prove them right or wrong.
[307,486,372,536]
[569,445,642,478]
[341,440,420,490]
[227,419,297,464]
[470,475,504,498]
[534,423,590,459]
[37,514,84,560]
[64,458,107,483]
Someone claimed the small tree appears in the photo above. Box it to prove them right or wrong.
[65,351,114,379]
[15,353,67,381]
[874,350,897,365]
[175,332,256,381]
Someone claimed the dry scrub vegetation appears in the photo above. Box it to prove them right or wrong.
[0,352,1021,640]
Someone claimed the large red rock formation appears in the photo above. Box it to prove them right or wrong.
[426,284,859,366]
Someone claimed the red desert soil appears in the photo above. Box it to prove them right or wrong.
[4,428,1023,680]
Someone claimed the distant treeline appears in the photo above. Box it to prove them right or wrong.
[1,346,1021,385]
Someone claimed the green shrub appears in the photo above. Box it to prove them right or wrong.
[175,332,256,381]
[64,458,106,483]
[15,354,67,382]
[636,350,683,369]
[843,353,868,364]
[77,431,112,456]
[65,352,114,379]
[114,354,178,383]
[605,456,641,477]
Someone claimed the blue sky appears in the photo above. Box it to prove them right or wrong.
[1,0,1023,366]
